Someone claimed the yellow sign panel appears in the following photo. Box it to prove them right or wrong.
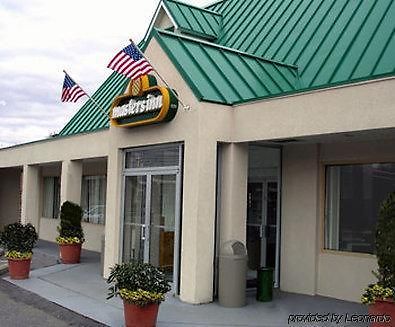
[110,75,178,128]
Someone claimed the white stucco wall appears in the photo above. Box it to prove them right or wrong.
[232,77,395,143]
[315,139,395,302]
[0,130,109,169]
[37,160,107,253]
[39,218,104,252]
[281,139,395,302]
[317,253,377,302]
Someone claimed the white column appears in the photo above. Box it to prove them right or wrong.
[219,143,249,244]
[179,138,218,304]
[60,160,83,205]
[103,149,123,278]
[281,144,319,295]
[21,164,40,228]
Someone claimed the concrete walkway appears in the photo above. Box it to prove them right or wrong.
[4,241,368,327]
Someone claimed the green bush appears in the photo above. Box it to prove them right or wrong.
[362,192,395,304]
[376,192,395,288]
[107,261,171,306]
[0,223,38,254]
[57,201,84,242]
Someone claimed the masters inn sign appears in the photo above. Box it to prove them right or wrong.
[110,75,178,128]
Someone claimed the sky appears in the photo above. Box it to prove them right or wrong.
[0,0,211,148]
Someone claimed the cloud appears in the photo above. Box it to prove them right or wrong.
[0,0,212,149]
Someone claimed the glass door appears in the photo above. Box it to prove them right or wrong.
[265,181,278,268]
[122,144,182,291]
[246,180,278,287]
[122,173,178,281]
[123,175,148,263]
[246,182,264,275]
[149,174,176,279]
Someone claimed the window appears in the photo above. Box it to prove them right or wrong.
[325,163,395,254]
[42,176,60,219]
[125,145,180,169]
[81,175,106,224]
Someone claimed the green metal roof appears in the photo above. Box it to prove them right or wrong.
[154,29,299,104]
[59,0,395,135]
[58,72,128,136]
[209,0,395,92]
[163,0,222,40]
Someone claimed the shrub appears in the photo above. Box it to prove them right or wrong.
[107,261,171,307]
[361,192,395,304]
[0,223,38,259]
[56,201,84,244]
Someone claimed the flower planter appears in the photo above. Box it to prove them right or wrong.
[8,258,31,280]
[59,243,82,264]
[369,299,394,327]
[123,301,159,327]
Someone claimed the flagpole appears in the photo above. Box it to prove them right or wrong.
[63,70,109,118]
[129,39,191,111]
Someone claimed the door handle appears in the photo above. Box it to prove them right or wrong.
[141,225,146,240]
[260,225,269,238]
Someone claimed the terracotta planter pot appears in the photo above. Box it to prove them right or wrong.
[123,301,159,327]
[59,243,82,264]
[369,299,395,327]
[8,258,31,280]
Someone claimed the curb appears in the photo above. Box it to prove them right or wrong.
[0,261,8,275]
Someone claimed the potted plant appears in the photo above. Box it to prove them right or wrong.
[107,261,171,327]
[361,192,395,327]
[56,201,84,264]
[0,222,38,279]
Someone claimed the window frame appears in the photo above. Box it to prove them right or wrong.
[319,159,395,258]
[81,174,107,225]
[41,176,61,219]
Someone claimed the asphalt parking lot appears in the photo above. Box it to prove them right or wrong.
[0,278,106,327]
[0,243,106,327]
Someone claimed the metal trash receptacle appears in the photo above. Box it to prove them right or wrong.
[218,240,247,307]
[256,267,273,302]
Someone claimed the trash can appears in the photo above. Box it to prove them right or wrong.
[218,240,247,307]
[256,267,273,302]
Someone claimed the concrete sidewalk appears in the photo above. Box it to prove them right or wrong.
[4,241,368,327]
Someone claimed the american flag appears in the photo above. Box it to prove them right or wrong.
[107,43,153,80]
[61,73,86,102]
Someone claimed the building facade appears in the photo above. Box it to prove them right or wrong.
[1,0,394,304]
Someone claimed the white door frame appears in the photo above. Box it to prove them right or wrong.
[120,144,183,293]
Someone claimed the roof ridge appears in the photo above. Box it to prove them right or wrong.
[164,0,222,16]
[154,28,298,70]
[205,0,226,10]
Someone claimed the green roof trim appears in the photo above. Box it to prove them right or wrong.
[58,72,129,136]
[163,0,222,40]
[154,29,299,104]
